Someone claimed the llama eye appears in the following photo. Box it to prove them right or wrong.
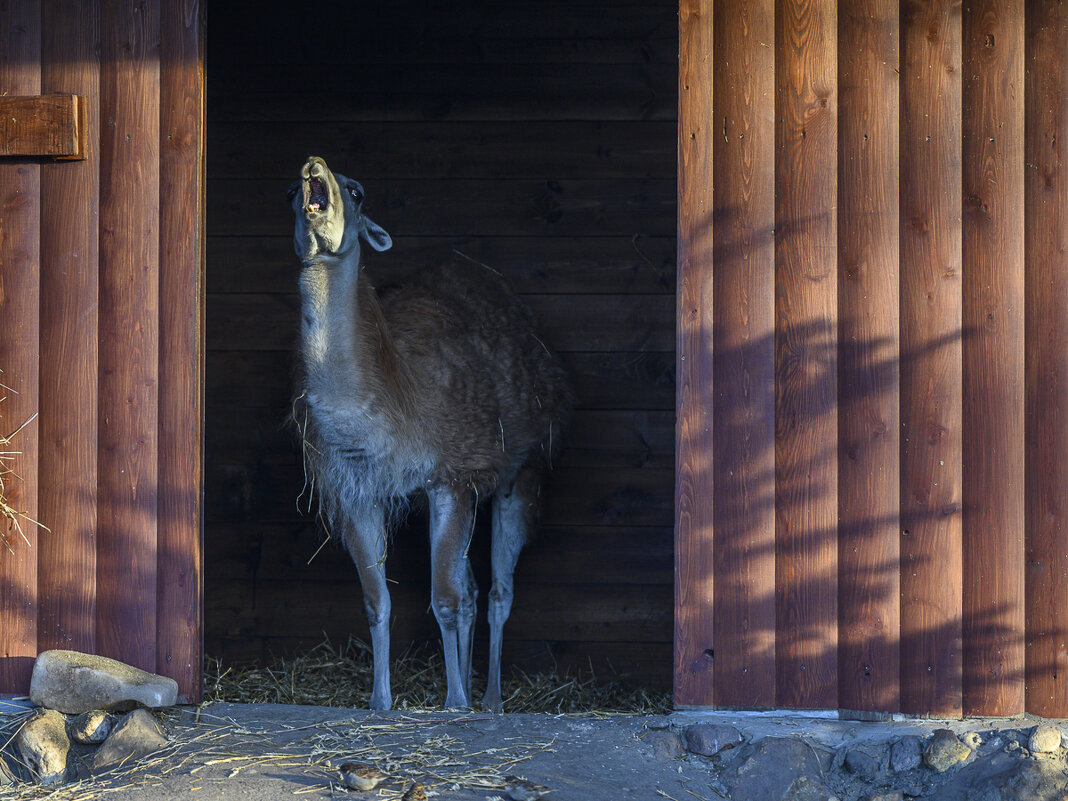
[349,187,363,204]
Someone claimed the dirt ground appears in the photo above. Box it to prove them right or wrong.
[5,702,1067,801]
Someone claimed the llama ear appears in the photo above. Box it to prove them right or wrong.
[359,217,393,252]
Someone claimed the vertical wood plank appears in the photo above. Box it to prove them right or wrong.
[675,0,715,707]
[961,0,1025,717]
[158,0,204,701]
[836,0,900,715]
[0,0,41,693]
[774,0,838,710]
[97,0,161,671]
[899,0,963,717]
[710,0,776,708]
[1025,0,1068,719]
[38,0,101,657]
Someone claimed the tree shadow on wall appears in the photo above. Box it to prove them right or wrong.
[678,205,1040,716]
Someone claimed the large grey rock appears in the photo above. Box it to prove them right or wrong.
[16,709,70,785]
[92,709,169,773]
[890,736,923,772]
[684,723,744,756]
[924,729,972,773]
[1028,725,1063,755]
[69,710,113,744]
[843,747,880,779]
[722,737,832,801]
[645,730,685,762]
[975,756,1068,801]
[30,650,178,715]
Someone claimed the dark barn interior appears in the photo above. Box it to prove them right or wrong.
[204,0,679,690]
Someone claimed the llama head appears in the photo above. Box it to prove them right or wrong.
[288,156,392,261]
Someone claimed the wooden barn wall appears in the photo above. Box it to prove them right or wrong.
[677,0,1068,716]
[0,0,204,700]
[203,1,679,686]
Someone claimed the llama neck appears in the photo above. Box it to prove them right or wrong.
[298,254,399,408]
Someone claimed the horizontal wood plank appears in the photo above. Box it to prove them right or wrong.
[205,349,675,410]
[0,94,83,158]
[209,64,677,122]
[206,522,672,586]
[207,2,677,68]
[205,462,673,528]
[206,292,675,353]
[207,579,672,644]
[207,235,676,296]
[209,121,676,181]
[207,178,676,238]
[206,405,673,469]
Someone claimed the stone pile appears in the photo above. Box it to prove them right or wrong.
[4,650,176,786]
[650,720,1068,801]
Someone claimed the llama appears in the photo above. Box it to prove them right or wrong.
[287,157,572,710]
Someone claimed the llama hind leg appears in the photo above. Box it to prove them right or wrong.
[484,466,539,712]
[342,505,392,710]
[428,485,477,708]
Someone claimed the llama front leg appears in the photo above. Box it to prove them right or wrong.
[342,505,392,710]
[427,485,477,709]
[484,467,539,712]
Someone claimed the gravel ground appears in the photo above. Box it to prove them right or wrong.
[2,702,1067,801]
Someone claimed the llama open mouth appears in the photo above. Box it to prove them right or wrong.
[305,177,328,213]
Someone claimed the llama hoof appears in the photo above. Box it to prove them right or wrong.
[368,691,392,711]
[443,693,472,710]
[483,693,504,713]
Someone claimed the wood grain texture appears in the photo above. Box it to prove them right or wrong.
[898,0,963,718]
[961,0,1025,717]
[1025,0,1068,719]
[0,95,83,158]
[97,0,161,672]
[157,0,204,702]
[37,0,100,657]
[674,0,715,708]
[0,0,41,693]
[836,0,900,715]
[774,0,838,710]
[710,0,776,708]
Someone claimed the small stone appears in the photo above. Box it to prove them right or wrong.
[890,736,923,772]
[645,716,672,730]
[646,730,685,762]
[684,723,744,756]
[30,650,178,715]
[16,709,70,785]
[923,729,972,772]
[863,793,904,801]
[961,731,983,750]
[69,710,113,745]
[843,748,880,778]
[92,709,168,773]
[1029,724,1063,754]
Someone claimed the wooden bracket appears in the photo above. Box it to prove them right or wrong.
[0,95,86,160]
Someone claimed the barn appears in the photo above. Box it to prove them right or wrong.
[1,0,1068,719]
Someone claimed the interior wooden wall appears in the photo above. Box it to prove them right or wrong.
[204,0,679,687]
[0,0,204,700]
[677,0,1068,716]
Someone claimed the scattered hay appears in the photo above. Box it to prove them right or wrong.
[0,371,45,553]
[206,637,671,715]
